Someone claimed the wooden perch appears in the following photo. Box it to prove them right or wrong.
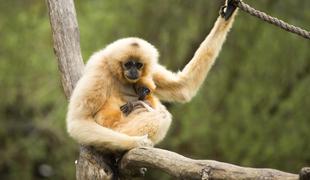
[120,147,301,180]
[46,0,309,179]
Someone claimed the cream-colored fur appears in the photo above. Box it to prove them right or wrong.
[66,11,237,151]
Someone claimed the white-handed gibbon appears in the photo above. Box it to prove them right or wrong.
[66,3,238,151]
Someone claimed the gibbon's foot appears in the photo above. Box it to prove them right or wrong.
[120,100,148,116]
[120,102,133,116]
[220,0,238,20]
[136,86,151,100]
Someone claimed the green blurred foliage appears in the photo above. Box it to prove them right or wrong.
[0,0,309,179]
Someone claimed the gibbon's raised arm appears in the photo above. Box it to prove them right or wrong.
[154,12,237,103]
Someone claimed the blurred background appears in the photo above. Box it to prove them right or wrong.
[0,0,309,179]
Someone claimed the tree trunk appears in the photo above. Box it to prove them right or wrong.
[46,0,115,179]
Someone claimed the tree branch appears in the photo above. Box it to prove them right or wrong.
[46,0,309,179]
[120,147,302,180]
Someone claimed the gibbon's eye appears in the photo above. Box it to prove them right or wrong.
[136,62,143,69]
[124,61,134,69]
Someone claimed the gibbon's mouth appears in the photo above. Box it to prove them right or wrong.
[125,71,139,80]
[125,75,139,82]
[126,74,139,80]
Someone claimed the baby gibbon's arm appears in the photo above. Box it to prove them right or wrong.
[154,12,237,103]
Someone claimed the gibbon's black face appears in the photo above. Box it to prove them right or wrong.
[122,59,144,83]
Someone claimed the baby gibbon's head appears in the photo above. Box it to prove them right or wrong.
[101,37,159,83]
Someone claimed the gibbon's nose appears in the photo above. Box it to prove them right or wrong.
[127,69,139,80]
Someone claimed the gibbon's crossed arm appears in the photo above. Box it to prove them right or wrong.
[66,7,237,151]
[154,13,237,103]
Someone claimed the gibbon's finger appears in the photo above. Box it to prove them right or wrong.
[139,100,152,108]
[130,100,152,112]
[132,104,145,111]
[132,101,145,108]
[120,104,127,112]
[120,102,134,116]
[139,101,154,112]
[130,107,149,115]
[120,105,129,114]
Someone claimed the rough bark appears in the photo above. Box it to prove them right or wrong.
[76,147,115,180]
[46,0,84,98]
[46,0,309,179]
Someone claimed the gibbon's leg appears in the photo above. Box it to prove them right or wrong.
[114,104,172,144]
[153,9,238,103]
[67,84,154,150]
[67,118,154,150]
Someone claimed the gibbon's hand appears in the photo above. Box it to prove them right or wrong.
[133,135,154,147]
[136,86,151,101]
[120,100,150,116]
[220,0,238,20]
[120,102,134,116]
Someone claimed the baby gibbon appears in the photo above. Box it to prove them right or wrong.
[66,6,238,151]
[120,79,157,116]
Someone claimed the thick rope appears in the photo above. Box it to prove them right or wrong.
[233,0,310,40]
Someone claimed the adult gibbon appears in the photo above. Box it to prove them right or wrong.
[66,3,238,151]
